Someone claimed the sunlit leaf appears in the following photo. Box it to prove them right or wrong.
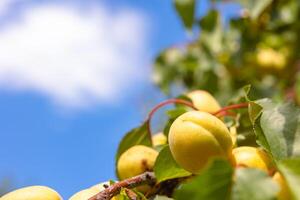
[231,168,279,200]
[154,145,191,182]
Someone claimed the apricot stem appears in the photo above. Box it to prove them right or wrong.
[146,100,249,141]
[146,99,197,143]
[213,103,249,117]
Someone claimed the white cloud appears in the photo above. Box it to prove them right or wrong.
[0,3,149,107]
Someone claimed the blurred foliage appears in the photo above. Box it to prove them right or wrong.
[153,0,300,105]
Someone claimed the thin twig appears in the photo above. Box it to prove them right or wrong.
[88,172,156,200]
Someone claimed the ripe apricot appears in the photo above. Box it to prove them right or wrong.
[1,185,62,200]
[168,111,233,174]
[273,172,292,200]
[152,132,167,146]
[117,145,158,180]
[187,90,221,113]
[232,146,274,172]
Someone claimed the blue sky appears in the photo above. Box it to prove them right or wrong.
[0,0,240,198]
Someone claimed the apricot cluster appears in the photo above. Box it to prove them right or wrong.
[0,90,291,200]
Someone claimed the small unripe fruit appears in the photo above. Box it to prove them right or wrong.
[273,172,292,200]
[152,132,167,146]
[168,111,233,174]
[187,90,221,113]
[232,146,274,172]
[1,185,62,200]
[117,145,158,180]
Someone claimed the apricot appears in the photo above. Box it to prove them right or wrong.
[1,185,62,200]
[117,145,158,180]
[273,172,292,200]
[168,111,233,174]
[256,48,286,70]
[152,132,167,146]
[229,126,237,147]
[187,90,221,113]
[232,146,274,172]
[70,182,119,200]
[69,189,99,200]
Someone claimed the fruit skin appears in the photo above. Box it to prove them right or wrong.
[70,182,119,200]
[117,145,158,180]
[273,172,292,200]
[187,90,221,113]
[232,146,274,172]
[89,182,110,191]
[168,111,233,174]
[1,185,62,200]
[152,132,167,146]
[229,126,237,147]
[69,189,99,200]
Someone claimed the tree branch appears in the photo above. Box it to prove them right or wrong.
[88,172,156,200]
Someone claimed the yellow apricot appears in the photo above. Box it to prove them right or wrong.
[117,145,158,180]
[232,146,274,172]
[69,189,98,200]
[273,172,292,200]
[70,182,118,200]
[187,90,221,113]
[256,48,286,70]
[229,126,237,147]
[168,111,233,174]
[152,132,167,146]
[89,181,110,192]
[1,185,62,200]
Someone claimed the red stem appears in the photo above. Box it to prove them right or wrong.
[215,110,237,118]
[213,103,249,116]
[146,99,197,142]
[146,100,248,143]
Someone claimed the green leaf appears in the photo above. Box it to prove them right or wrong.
[154,145,191,182]
[277,158,300,200]
[258,102,300,160]
[174,160,233,200]
[166,107,188,119]
[174,0,196,29]
[237,0,273,20]
[115,122,152,177]
[199,10,223,54]
[245,86,300,161]
[231,168,279,200]
[163,105,190,137]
